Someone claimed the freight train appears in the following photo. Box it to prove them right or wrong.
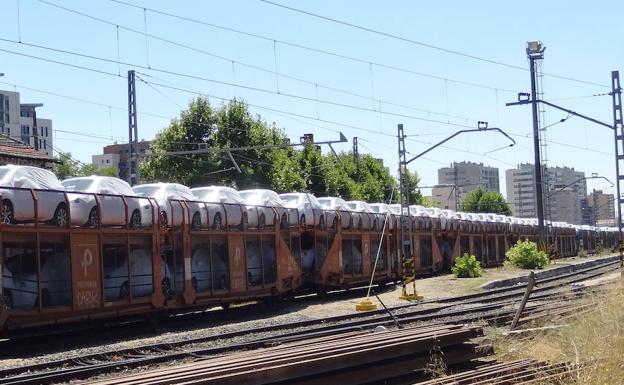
[0,183,618,332]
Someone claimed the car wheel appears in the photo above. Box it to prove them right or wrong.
[119,281,129,299]
[87,207,99,228]
[191,212,201,230]
[259,214,266,230]
[1,199,14,224]
[319,215,325,229]
[129,210,141,229]
[300,214,307,230]
[212,213,222,230]
[240,213,248,231]
[280,213,287,229]
[159,211,168,230]
[53,203,69,227]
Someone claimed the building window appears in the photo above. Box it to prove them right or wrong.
[45,127,48,136]
[106,159,110,164]
[43,140,47,149]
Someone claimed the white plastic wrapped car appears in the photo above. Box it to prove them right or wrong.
[346,200,379,230]
[62,176,152,228]
[318,196,355,229]
[132,183,205,229]
[369,203,399,230]
[0,165,68,226]
[278,192,326,229]
[192,186,264,230]
[239,189,291,228]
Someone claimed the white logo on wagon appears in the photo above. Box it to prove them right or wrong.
[81,249,93,277]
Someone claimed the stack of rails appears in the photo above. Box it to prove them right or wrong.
[412,359,573,384]
[88,324,485,385]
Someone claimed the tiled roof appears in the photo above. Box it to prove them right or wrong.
[0,134,56,161]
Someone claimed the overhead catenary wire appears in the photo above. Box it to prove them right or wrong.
[2,49,611,166]
[32,1,485,123]
[107,0,520,94]
[258,0,610,89]
[0,38,481,126]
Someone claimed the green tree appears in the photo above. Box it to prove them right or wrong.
[53,152,81,180]
[140,98,291,188]
[95,165,119,177]
[459,187,511,215]
[140,97,401,202]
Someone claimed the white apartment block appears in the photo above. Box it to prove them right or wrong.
[0,90,53,157]
[506,163,587,224]
[438,161,500,194]
[92,153,120,177]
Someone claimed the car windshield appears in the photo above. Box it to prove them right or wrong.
[317,198,332,207]
[279,195,300,206]
[132,185,161,197]
[62,179,94,191]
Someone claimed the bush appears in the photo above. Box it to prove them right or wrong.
[451,253,483,278]
[578,248,588,258]
[505,240,549,269]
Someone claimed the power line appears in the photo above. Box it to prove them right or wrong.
[0,37,480,126]
[108,0,520,94]
[33,1,481,123]
[258,0,610,89]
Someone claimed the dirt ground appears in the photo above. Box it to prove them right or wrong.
[292,253,622,319]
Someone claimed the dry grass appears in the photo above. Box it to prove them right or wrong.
[494,280,624,384]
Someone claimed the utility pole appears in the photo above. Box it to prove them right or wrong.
[128,70,139,186]
[397,122,515,301]
[527,41,546,243]
[353,137,359,165]
[397,124,417,300]
[611,71,623,241]
[453,163,460,211]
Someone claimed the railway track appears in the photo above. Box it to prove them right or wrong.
[0,258,617,385]
[1,253,618,354]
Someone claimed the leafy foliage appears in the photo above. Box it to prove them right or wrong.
[140,97,421,202]
[54,153,117,180]
[451,253,483,278]
[460,187,511,215]
[505,240,549,269]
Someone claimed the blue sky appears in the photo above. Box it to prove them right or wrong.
[0,0,621,198]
